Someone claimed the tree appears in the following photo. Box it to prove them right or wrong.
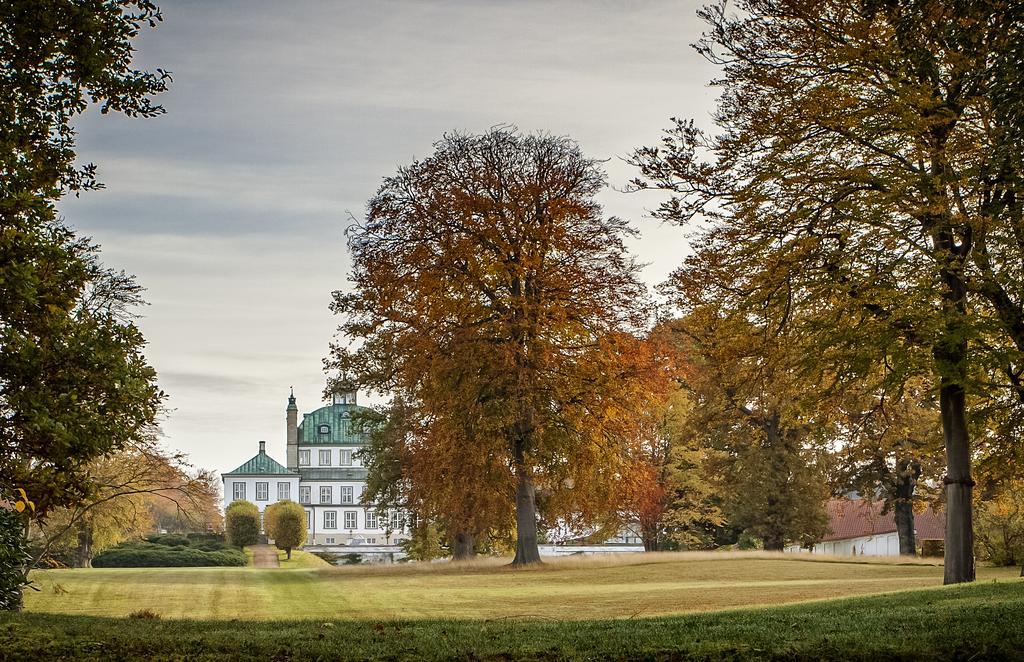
[975,479,1024,569]
[225,501,259,550]
[830,376,944,555]
[619,385,725,552]
[28,435,219,568]
[264,500,305,560]
[333,128,652,565]
[1,0,169,606]
[630,0,1024,583]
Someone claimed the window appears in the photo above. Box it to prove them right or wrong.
[366,538,376,544]
[344,511,358,529]
[365,510,378,529]
[277,482,290,501]
[390,510,402,531]
[305,510,312,529]
[340,449,352,466]
[298,449,310,466]
[232,482,245,500]
[325,537,335,544]
[320,486,332,504]
[299,486,311,504]
[256,482,269,501]
[341,486,354,504]
[319,450,331,466]
[324,511,337,529]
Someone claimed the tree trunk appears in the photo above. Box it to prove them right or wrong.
[75,522,93,568]
[762,531,785,552]
[286,548,292,560]
[452,531,476,560]
[512,470,542,565]
[940,380,975,584]
[893,459,920,556]
[642,523,660,552]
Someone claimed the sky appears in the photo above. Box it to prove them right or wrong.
[58,0,721,475]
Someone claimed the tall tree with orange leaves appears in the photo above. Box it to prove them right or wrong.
[332,129,653,564]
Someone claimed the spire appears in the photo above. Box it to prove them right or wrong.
[287,386,297,410]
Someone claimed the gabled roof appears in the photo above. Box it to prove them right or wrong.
[223,442,297,476]
[823,499,945,541]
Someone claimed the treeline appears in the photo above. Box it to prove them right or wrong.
[335,1,1024,584]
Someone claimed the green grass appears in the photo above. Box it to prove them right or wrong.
[3,580,1023,660]
[20,552,1019,621]
[276,549,330,569]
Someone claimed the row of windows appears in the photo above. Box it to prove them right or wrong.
[298,485,361,505]
[313,509,402,531]
[297,449,355,467]
[233,481,290,502]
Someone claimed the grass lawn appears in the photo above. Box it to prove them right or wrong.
[19,552,1019,621]
[3,579,1023,660]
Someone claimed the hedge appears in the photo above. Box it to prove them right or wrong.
[92,544,246,568]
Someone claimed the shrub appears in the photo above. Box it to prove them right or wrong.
[145,534,190,547]
[225,500,260,549]
[0,506,30,611]
[128,609,161,620]
[265,500,306,559]
[92,545,246,568]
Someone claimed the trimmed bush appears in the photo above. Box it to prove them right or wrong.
[225,500,260,549]
[0,506,30,610]
[92,544,246,568]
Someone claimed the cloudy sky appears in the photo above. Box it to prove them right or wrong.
[59,0,720,475]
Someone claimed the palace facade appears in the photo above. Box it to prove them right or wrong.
[222,385,406,548]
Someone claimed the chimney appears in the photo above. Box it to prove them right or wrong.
[259,440,266,454]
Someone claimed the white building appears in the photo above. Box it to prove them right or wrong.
[222,385,408,553]
[784,498,945,557]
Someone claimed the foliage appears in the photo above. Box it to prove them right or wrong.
[399,520,446,561]
[333,128,655,564]
[619,385,725,551]
[26,437,220,568]
[630,0,1024,583]
[0,0,169,606]
[0,505,30,611]
[225,501,259,549]
[91,542,245,568]
[975,480,1024,567]
[0,0,169,519]
[264,500,305,559]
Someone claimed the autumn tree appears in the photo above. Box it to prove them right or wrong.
[618,373,724,551]
[264,500,305,560]
[333,128,652,565]
[630,0,1024,583]
[28,434,219,568]
[225,501,259,550]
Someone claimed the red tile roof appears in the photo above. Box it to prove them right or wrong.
[823,499,944,541]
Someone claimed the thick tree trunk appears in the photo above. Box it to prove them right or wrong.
[893,460,920,556]
[894,499,916,557]
[642,523,660,552]
[940,381,975,584]
[512,469,542,565]
[286,547,292,560]
[452,531,476,560]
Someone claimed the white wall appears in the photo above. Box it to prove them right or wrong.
[296,446,363,468]
[223,476,301,513]
[785,532,901,556]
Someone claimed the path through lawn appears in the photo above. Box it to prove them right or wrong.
[23,552,1021,621]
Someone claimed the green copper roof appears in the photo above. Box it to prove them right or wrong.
[298,403,374,445]
[223,444,297,476]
